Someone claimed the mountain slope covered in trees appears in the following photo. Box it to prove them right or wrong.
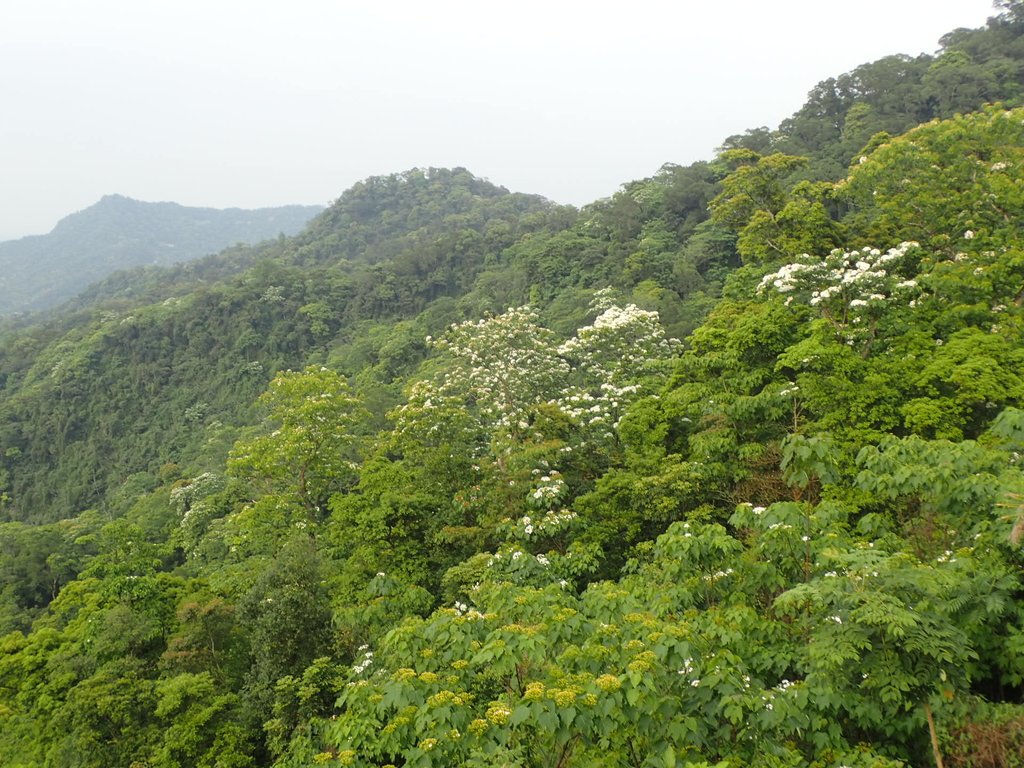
[0,195,322,315]
[1,5,1024,768]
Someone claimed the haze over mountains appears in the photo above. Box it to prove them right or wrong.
[0,195,322,315]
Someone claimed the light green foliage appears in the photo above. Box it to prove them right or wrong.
[841,106,1024,253]
[228,366,362,519]
[152,672,254,768]
[709,152,842,264]
[306,487,1020,767]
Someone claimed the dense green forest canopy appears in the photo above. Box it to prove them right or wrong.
[3,4,1024,767]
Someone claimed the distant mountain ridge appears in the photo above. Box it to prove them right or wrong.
[0,195,322,314]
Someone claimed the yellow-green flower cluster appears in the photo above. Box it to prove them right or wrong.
[627,650,657,674]
[381,708,416,734]
[427,690,471,707]
[486,701,513,724]
[595,674,622,692]
[550,688,578,707]
[523,681,546,701]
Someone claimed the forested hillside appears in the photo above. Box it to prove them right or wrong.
[0,195,322,315]
[2,5,1024,768]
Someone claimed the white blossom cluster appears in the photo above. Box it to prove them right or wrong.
[758,242,921,323]
[432,306,570,428]
[487,550,523,566]
[516,508,578,539]
[418,300,679,446]
[396,299,681,523]
[486,547,554,569]
[352,646,374,675]
[556,382,642,432]
[452,600,485,619]
[170,472,226,517]
[556,302,678,438]
[677,657,702,687]
[559,303,677,385]
[527,471,566,507]
[774,678,797,693]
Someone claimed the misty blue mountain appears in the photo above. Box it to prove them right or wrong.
[0,195,322,314]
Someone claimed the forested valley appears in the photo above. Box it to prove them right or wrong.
[2,5,1024,767]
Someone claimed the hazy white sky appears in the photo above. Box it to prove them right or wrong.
[0,0,997,240]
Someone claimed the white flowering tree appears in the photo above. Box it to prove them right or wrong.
[170,471,227,557]
[558,297,680,441]
[754,236,1024,442]
[336,297,681,602]
[757,241,922,350]
[431,306,569,435]
[423,297,679,447]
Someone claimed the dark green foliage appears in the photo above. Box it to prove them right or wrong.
[238,536,334,726]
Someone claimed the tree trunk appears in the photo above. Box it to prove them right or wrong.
[924,700,945,768]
